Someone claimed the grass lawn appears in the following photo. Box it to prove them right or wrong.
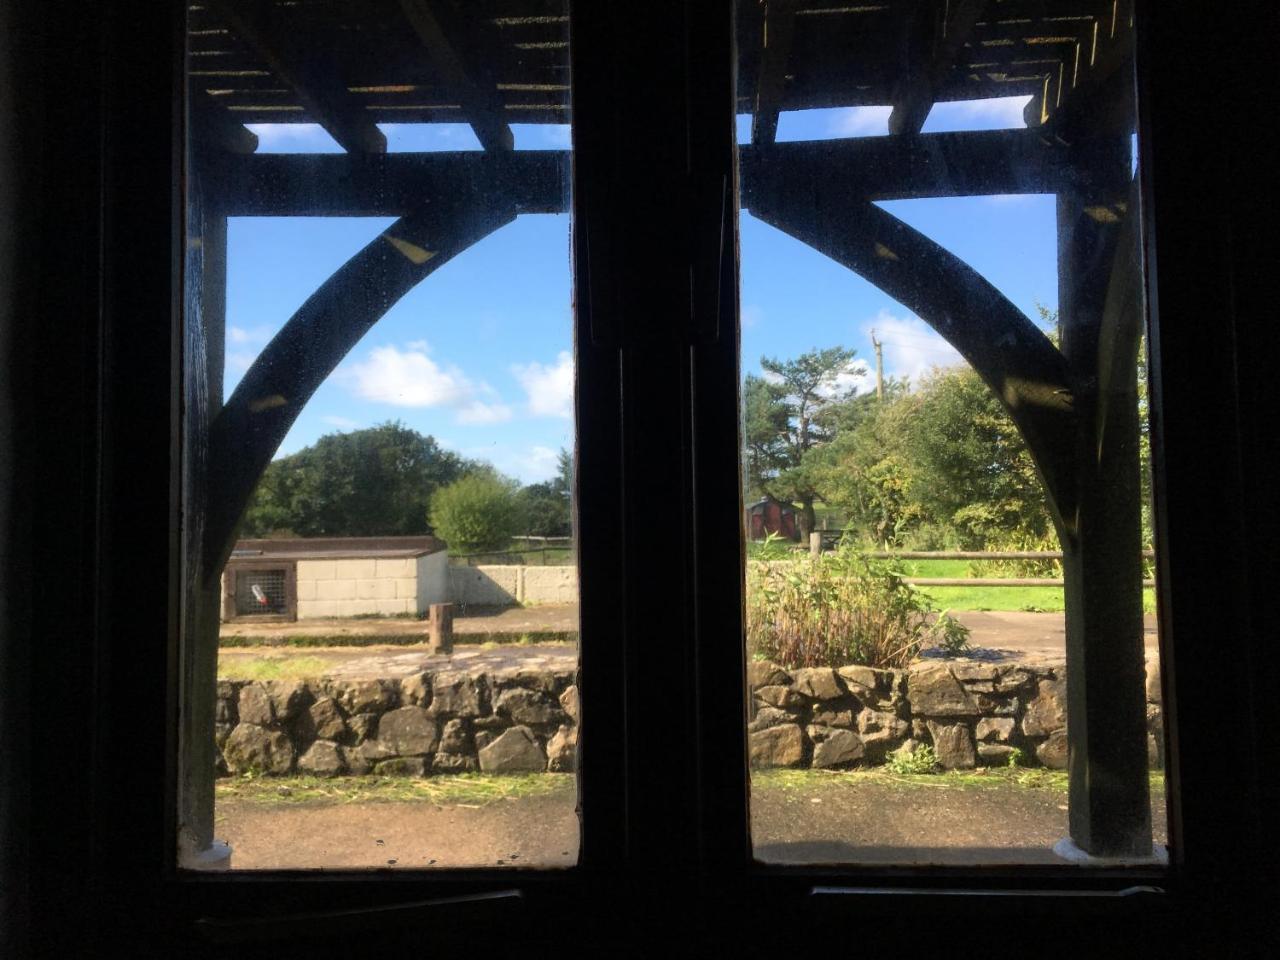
[215,772,570,807]
[754,766,1165,794]
[896,558,1156,613]
[218,656,334,681]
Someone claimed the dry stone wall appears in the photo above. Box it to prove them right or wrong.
[213,656,1163,778]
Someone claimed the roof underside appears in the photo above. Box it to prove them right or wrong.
[189,0,1130,151]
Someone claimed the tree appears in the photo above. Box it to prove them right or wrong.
[747,346,862,536]
[516,447,573,537]
[429,470,523,551]
[240,421,467,538]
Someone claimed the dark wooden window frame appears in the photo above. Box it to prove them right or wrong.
[3,1,1276,956]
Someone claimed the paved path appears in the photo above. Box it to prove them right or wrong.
[219,606,1159,678]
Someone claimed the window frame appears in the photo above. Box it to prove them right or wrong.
[5,0,1277,954]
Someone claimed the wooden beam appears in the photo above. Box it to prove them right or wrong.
[223,150,569,216]
[889,0,988,136]
[209,0,386,153]
[751,0,796,145]
[745,188,1079,530]
[397,0,515,152]
[204,199,517,573]
[189,89,258,154]
[221,129,1075,216]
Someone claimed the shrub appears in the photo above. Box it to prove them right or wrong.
[746,542,958,670]
[886,743,939,775]
[428,471,522,552]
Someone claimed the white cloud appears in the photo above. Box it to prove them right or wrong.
[247,123,344,153]
[405,338,431,352]
[456,400,514,425]
[512,351,574,419]
[922,95,1032,132]
[864,308,965,386]
[226,351,257,376]
[228,325,272,345]
[322,415,361,430]
[817,359,872,399]
[339,343,511,424]
[827,105,892,138]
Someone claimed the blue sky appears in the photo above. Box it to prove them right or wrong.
[226,95,1056,484]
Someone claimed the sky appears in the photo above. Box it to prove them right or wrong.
[225,95,1058,484]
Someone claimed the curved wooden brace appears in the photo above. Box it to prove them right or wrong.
[203,198,518,573]
[743,188,1080,533]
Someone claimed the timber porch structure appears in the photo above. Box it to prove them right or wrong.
[182,1,1154,866]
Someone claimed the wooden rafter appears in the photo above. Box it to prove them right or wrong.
[889,0,989,136]
[189,88,258,154]
[750,0,796,146]
[398,0,515,152]
[209,0,387,153]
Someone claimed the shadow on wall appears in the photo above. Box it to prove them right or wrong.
[448,565,577,606]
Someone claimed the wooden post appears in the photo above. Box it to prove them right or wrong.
[809,531,822,558]
[429,602,454,654]
[1056,142,1152,858]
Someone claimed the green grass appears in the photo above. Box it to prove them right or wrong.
[753,767,1165,794]
[220,633,431,648]
[896,558,1156,614]
[218,656,333,681]
[215,772,572,808]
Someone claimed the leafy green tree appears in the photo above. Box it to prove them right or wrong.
[747,346,861,536]
[429,470,523,551]
[516,450,573,537]
[241,421,466,537]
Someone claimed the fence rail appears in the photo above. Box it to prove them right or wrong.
[765,542,1158,588]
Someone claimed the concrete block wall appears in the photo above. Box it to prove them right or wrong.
[447,564,578,606]
[296,557,422,618]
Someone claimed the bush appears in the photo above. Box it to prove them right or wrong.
[746,542,958,670]
[428,472,521,552]
[886,743,939,775]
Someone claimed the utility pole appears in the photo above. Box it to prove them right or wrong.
[871,329,884,400]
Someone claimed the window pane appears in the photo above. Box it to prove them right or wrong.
[181,1,578,871]
[737,0,1168,865]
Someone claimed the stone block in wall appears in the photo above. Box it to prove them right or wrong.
[1147,703,1164,769]
[438,719,472,755]
[494,687,565,726]
[377,706,440,756]
[374,757,428,776]
[1035,729,1069,769]
[559,685,579,723]
[907,664,978,717]
[951,662,1000,682]
[478,726,547,773]
[431,671,489,718]
[308,697,348,742]
[808,726,864,768]
[791,667,843,701]
[749,724,805,768]
[400,672,432,708]
[266,680,312,722]
[977,743,1017,766]
[925,721,976,769]
[214,723,233,751]
[358,738,397,763]
[335,559,377,581]
[215,696,236,724]
[336,679,397,716]
[347,712,378,743]
[974,693,1021,717]
[747,660,791,689]
[1022,678,1067,737]
[546,724,577,772]
[316,579,358,601]
[1145,658,1161,704]
[811,702,857,728]
[975,717,1016,743]
[356,578,397,601]
[297,599,341,619]
[238,683,275,726]
[756,684,803,709]
[223,724,294,775]
[298,740,346,777]
[994,667,1034,693]
[749,706,803,733]
[375,557,414,579]
[433,753,478,774]
[297,559,336,581]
